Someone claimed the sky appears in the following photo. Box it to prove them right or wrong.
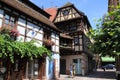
[31,0,108,29]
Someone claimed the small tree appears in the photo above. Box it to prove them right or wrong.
[88,6,120,79]
[88,6,120,57]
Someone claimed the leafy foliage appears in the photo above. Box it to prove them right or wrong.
[0,27,51,63]
[88,6,120,57]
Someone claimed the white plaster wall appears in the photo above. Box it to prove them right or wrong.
[33,41,42,47]
[56,40,59,45]
[27,22,43,41]
[27,22,34,29]
[81,53,88,73]
[33,25,39,32]
[0,9,4,28]
[51,38,55,43]
[51,33,55,38]
[26,29,36,38]
[17,35,24,42]
[56,35,59,39]
[17,26,25,35]
[56,34,59,52]
[46,53,60,80]
[0,19,2,28]
[61,55,83,71]
[60,53,89,75]
[26,37,31,42]
[39,28,43,33]
[51,33,59,52]
[56,46,59,52]
[35,33,43,40]
[52,45,55,52]
[51,37,55,52]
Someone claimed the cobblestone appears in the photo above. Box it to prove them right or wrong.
[58,69,116,80]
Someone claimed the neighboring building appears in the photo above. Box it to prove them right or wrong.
[108,0,120,12]
[45,2,93,76]
[0,0,60,80]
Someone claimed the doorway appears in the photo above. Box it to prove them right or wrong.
[60,59,66,74]
[73,59,82,74]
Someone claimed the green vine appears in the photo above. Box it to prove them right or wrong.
[0,28,51,63]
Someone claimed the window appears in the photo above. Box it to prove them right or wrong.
[73,59,78,63]
[4,14,16,27]
[34,60,39,76]
[44,31,51,39]
[14,60,19,71]
[74,37,79,45]
[28,59,39,79]
[69,25,76,31]
[63,10,69,16]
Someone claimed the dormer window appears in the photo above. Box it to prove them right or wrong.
[63,10,69,16]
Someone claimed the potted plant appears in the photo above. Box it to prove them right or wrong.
[43,39,55,46]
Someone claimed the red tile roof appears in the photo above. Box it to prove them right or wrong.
[45,8,57,21]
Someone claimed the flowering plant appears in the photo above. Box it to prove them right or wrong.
[43,39,55,46]
[0,27,19,37]
[10,29,20,37]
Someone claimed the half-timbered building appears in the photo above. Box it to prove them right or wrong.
[0,0,60,80]
[45,2,93,76]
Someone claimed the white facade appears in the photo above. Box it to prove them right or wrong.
[0,2,60,79]
[46,53,60,80]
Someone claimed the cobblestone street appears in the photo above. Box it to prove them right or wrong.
[58,69,116,80]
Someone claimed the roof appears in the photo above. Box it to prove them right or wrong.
[60,33,73,39]
[60,2,73,8]
[59,2,84,15]
[45,8,57,21]
[45,2,91,28]
[1,0,60,32]
[19,0,51,18]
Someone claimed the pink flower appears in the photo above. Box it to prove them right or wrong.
[10,29,20,37]
[43,39,55,46]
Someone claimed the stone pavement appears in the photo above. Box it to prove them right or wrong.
[58,69,116,80]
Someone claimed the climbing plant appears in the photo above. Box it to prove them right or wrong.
[0,27,51,63]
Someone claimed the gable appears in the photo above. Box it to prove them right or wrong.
[54,6,82,23]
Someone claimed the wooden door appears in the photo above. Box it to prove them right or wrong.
[38,58,46,80]
[60,59,66,74]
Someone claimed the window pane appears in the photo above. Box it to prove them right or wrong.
[63,10,69,16]
[73,59,78,63]
[5,19,9,24]
[11,21,15,27]
[4,14,16,28]
[10,17,15,21]
[74,37,79,45]
[5,14,10,19]
[34,60,38,76]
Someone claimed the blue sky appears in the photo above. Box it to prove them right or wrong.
[31,0,108,29]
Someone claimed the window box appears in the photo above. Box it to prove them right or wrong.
[43,39,55,46]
